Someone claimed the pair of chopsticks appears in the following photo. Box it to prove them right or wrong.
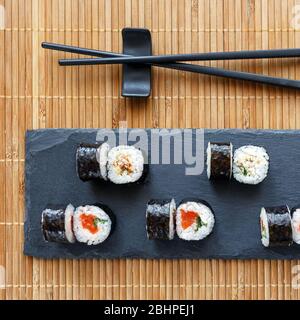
[42,42,300,89]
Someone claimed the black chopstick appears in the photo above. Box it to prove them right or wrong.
[42,42,300,89]
[42,42,126,58]
[58,48,300,65]
[159,63,300,89]
[59,57,300,90]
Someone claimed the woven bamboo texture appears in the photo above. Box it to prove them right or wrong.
[1,0,300,300]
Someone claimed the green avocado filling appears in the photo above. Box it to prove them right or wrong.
[195,216,207,231]
[239,165,248,176]
[93,217,108,228]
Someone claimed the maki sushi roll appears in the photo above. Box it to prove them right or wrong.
[107,145,146,184]
[41,204,76,244]
[260,205,293,247]
[291,206,300,244]
[176,199,215,241]
[76,143,147,184]
[76,142,110,182]
[73,204,113,245]
[206,142,233,180]
[146,199,176,240]
[233,145,269,185]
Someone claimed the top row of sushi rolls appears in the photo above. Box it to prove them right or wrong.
[76,143,147,184]
[206,142,269,185]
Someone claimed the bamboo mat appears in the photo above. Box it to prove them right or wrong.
[1,0,300,300]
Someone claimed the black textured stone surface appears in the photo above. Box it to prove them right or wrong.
[24,129,300,259]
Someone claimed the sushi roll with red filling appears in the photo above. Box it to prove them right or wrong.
[73,204,114,245]
[176,198,215,241]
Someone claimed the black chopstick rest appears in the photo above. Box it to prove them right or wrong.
[122,28,152,98]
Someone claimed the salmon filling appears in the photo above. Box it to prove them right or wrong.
[180,209,207,232]
[80,213,100,234]
[180,209,198,229]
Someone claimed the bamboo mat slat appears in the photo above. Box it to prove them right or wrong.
[0,0,300,300]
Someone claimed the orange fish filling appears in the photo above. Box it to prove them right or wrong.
[180,209,198,230]
[80,213,100,234]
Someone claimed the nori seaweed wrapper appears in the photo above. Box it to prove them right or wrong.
[134,163,149,184]
[136,150,149,184]
[146,199,174,240]
[41,207,69,243]
[265,205,293,247]
[76,143,102,182]
[208,142,232,180]
[43,230,69,243]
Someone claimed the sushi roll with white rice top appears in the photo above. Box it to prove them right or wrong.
[107,145,145,184]
[176,200,215,241]
[291,207,300,244]
[233,145,269,185]
[73,205,112,245]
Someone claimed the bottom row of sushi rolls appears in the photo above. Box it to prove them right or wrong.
[43,200,300,248]
[146,199,215,241]
[42,204,114,245]
[42,199,216,245]
[260,205,300,247]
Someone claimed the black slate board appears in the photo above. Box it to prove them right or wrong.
[25,129,300,259]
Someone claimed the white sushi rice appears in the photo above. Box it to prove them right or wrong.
[260,207,270,247]
[233,145,269,185]
[292,208,300,244]
[64,204,76,243]
[96,143,110,180]
[176,201,215,241]
[107,145,144,184]
[230,144,233,178]
[168,199,176,240]
[206,142,212,179]
[73,205,111,245]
